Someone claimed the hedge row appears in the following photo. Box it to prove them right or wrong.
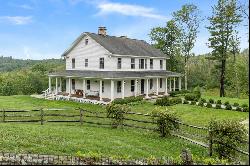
[155,97,182,106]
[112,96,143,104]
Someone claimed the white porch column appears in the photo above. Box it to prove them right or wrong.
[134,79,138,97]
[82,79,86,98]
[156,78,159,95]
[59,78,62,92]
[165,77,168,95]
[169,77,172,92]
[110,80,114,101]
[173,77,176,91]
[55,77,58,94]
[146,79,149,98]
[49,76,51,93]
[122,80,125,99]
[99,80,103,101]
[68,78,71,96]
[179,77,182,91]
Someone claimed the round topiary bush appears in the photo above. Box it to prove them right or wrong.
[242,106,249,112]
[215,104,221,109]
[224,101,230,106]
[191,101,196,105]
[225,104,232,110]
[198,101,204,107]
[235,107,242,112]
[241,103,248,108]
[209,98,214,104]
[183,100,189,104]
[206,103,212,108]
[233,103,239,107]
[200,98,206,103]
[216,100,222,104]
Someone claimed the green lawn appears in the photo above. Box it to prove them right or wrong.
[0,123,207,159]
[0,95,248,159]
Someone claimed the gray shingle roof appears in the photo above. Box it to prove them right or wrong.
[49,70,182,78]
[62,32,167,58]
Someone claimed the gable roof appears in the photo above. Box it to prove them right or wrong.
[61,32,168,58]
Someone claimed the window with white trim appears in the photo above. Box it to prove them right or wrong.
[139,59,145,69]
[117,81,121,93]
[150,79,153,89]
[117,58,122,69]
[85,59,88,67]
[150,59,153,69]
[72,58,75,69]
[85,39,88,45]
[160,60,163,69]
[160,78,163,88]
[131,58,135,69]
[131,80,135,92]
[100,57,104,69]
[87,80,90,90]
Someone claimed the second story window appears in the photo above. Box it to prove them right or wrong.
[85,39,88,45]
[100,58,104,69]
[72,58,75,69]
[131,58,135,69]
[150,59,153,69]
[139,59,144,69]
[117,58,122,69]
[85,59,88,67]
[117,81,121,93]
[160,60,163,69]
[145,59,147,69]
[87,80,90,90]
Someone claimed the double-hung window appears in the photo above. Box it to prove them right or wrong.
[131,80,135,92]
[85,59,88,67]
[117,58,122,69]
[150,59,153,69]
[131,58,135,69]
[145,59,147,69]
[72,58,75,69]
[100,58,104,69]
[150,79,153,89]
[139,59,144,69]
[160,60,163,69]
[117,81,121,93]
[160,78,163,88]
[87,80,90,90]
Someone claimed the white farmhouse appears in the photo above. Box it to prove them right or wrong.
[47,27,182,104]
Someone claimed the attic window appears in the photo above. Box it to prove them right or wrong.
[85,39,88,45]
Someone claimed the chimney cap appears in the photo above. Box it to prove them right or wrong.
[98,26,107,36]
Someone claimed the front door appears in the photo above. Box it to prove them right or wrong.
[141,79,144,94]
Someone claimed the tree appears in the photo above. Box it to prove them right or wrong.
[173,4,201,90]
[207,0,242,97]
[149,20,181,71]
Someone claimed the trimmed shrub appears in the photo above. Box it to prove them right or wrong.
[225,104,232,110]
[155,97,171,106]
[170,97,182,105]
[190,101,196,105]
[215,104,221,109]
[241,103,248,108]
[206,103,212,108]
[242,106,249,112]
[209,120,248,159]
[112,96,143,105]
[183,100,189,104]
[151,107,179,137]
[235,107,241,112]
[216,100,222,104]
[224,101,230,106]
[106,104,130,128]
[184,93,199,101]
[198,101,204,107]
[233,103,239,107]
[200,98,206,103]
[193,86,201,99]
[209,98,214,104]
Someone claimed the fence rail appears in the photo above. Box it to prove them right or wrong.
[0,108,249,159]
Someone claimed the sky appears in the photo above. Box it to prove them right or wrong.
[0,0,249,60]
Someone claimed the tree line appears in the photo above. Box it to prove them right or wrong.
[150,0,249,97]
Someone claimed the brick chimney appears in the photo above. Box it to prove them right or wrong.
[98,26,107,36]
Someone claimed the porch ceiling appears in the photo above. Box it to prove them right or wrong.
[48,70,182,79]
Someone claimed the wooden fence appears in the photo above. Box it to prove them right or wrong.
[0,108,249,159]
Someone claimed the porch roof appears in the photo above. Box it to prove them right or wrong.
[48,70,182,79]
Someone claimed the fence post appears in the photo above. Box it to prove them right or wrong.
[2,109,5,123]
[208,129,213,157]
[40,108,44,125]
[80,109,83,125]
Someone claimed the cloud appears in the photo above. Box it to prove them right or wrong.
[19,4,34,10]
[95,1,168,20]
[0,16,33,25]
